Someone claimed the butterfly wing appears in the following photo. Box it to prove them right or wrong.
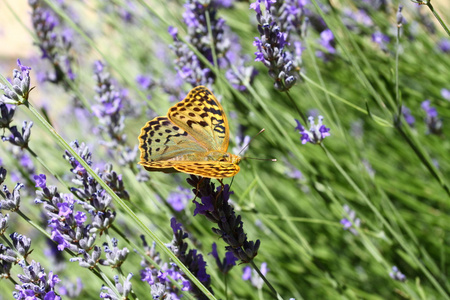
[139,161,239,178]
[138,116,207,164]
[167,86,230,152]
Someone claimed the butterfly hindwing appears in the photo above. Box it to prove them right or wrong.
[138,116,207,163]
[167,86,229,152]
[173,161,240,179]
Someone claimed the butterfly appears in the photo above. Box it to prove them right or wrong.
[138,86,241,179]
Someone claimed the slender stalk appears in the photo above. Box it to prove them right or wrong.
[250,260,283,300]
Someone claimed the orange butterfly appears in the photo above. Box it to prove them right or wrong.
[138,86,241,179]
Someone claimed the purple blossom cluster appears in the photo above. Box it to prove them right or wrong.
[186,176,260,263]
[167,218,213,299]
[242,262,268,289]
[251,0,307,91]
[389,266,406,282]
[29,0,76,84]
[0,60,32,105]
[295,116,330,145]
[340,204,361,236]
[139,235,190,299]
[169,0,257,91]
[92,61,139,166]
[421,100,442,135]
[0,169,63,299]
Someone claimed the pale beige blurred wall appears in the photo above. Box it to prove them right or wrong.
[0,0,449,65]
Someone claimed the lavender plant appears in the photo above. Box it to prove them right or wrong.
[0,0,450,299]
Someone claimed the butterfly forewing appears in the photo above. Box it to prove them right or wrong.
[138,116,206,163]
[167,86,230,152]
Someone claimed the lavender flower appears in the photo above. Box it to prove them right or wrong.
[186,176,261,263]
[10,233,32,258]
[421,100,442,135]
[167,186,191,212]
[295,116,330,145]
[0,243,17,277]
[2,121,33,149]
[441,88,450,101]
[401,106,415,127]
[389,266,406,282]
[251,0,301,91]
[0,60,32,104]
[168,217,213,299]
[340,204,360,236]
[396,5,405,28]
[209,242,238,274]
[0,103,16,128]
[316,29,336,60]
[0,212,9,235]
[372,31,390,51]
[139,235,188,299]
[13,260,62,300]
[100,238,129,268]
[242,262,268,289]
[438,39,450,53]
[169,0,230,87]
[29,0,76,84]
[58,278,83,298]
[99,273,133,299]
[1,182,24,212]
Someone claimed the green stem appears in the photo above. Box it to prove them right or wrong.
[250,260,284,300]
[426,2,450,37]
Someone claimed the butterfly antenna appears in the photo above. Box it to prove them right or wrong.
[242,157,277,162]
[238,128,266,156]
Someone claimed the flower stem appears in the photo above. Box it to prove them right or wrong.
[249,260,283,300]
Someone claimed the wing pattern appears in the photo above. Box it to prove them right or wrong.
[138,116,206,163]
[168,86,229,152]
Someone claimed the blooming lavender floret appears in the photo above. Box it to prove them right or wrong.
[438,39,450,53]
[0,243,17,277]
[13,260,61,300]
[209,242,238,274]
[167,217,213,299]
[0,212,9,235]
[0,60,32,104]
[1,183,24,211]
[242,262,268,289]
[100,238,129,268]
[252,0,300,91]
[0,103,16,128]
[401,106,415,127]
[340,204,360,236]
[295,116,330,145]
[167,186,191,212]
[389,266,406,282]
[10,233,32,258]
[2,121,33,149]
[99,273,133,299]
[316,29,336,60]
[186,176,261,263]
[29,0,76,84]
[421,100,442,135]
[372,31,390,51]
[441,88,450,101]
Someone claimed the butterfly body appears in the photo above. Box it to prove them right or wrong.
[138,86,241,179]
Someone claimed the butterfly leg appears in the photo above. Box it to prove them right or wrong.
[192,176,205,203]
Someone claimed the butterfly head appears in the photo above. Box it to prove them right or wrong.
[207,151,241,165]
